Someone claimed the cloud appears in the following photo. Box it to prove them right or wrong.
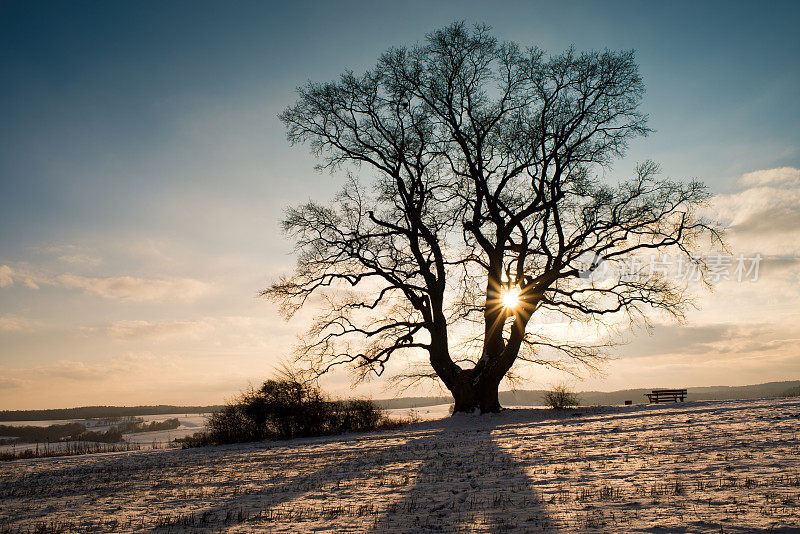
[27,354,156,381]
[710,166,800,256]
[82,315,285,343]
[57,253,101,267]
[0,265,51,290]
[56,273,209,302]
[732,206,800,235]
[107,319,212,340]
[0,265,12,287]
[0,377,25,389]
[0,315,37,332]
[712,167,800,225]
[618,322,799,359]
[34,360,115,380]
[618,324,727,357]
[760,256,800,272]
[0,265,210,302]
[30,244,102,267]
[740,167,800,188]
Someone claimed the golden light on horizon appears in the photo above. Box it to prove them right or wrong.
[501,287,521,309]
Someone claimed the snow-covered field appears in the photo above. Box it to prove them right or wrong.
[122,414,208,446]
[1,397,798,533]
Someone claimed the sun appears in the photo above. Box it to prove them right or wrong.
[501,287,521,309]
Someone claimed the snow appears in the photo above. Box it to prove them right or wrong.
[123,414,208,446]
[1,397,798,532]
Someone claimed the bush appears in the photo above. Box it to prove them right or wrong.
[543,384,580,410]
[184,378,403,447]
[75,428,123,443]
[111,417,181,434]
[782,386,800,398]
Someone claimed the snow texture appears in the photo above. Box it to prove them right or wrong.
[1,397,799,532]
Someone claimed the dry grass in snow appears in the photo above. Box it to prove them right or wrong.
[1,397,798,533]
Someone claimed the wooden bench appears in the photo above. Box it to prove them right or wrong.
[645,389,687,403]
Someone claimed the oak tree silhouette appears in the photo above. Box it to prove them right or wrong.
[265,22,721,413]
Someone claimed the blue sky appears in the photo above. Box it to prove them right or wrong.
[1,1,799,409]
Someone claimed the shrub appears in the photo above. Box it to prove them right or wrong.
[184,377,403,447]
[782,386,800,398]
[543,384,580,410]
[76,428,123,443]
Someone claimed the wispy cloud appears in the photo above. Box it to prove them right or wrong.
[31,244,102,267]
[56,273,209,302]
[732,207,800,235]
[619,322,800,359]
[57,253,102,267]
[99,315,283,344]
[107,319,212,340]
[711,167,800,253]
[25,353,157,382]
[0,377,26,390]
[0,265,210,302]
[740,167,800,188]
[0,314,37,332]
[0,265,14,288]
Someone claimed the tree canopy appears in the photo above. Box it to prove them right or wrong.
[266,23,720,413]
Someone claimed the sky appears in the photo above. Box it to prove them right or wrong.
[1,1,799,410]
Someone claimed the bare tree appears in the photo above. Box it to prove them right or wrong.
[265,23,721,413]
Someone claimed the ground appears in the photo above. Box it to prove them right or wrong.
[1,397,799,533]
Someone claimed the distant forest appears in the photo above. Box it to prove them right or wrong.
[2,381,798,420]
[374,381,800,409]
[0,418,181,444]
[0,405,223,422]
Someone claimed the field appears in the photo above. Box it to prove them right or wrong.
[1,397,798,533]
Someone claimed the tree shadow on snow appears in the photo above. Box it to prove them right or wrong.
[139,427,453,532]
[370,420,554,533]
[137,416,555,533]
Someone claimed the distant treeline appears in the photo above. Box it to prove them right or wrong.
[0,418,180,444]
[114,417,181,434]
[4,381,799,418]
[0,422,86,442]
[0,423,122,443]
[0,405,222,422]
[506,381,800,406]
[375,381,800,409]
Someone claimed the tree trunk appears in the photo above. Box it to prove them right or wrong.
[429,296,526,415]
[450,374,503,414]
[449,330,525,414]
